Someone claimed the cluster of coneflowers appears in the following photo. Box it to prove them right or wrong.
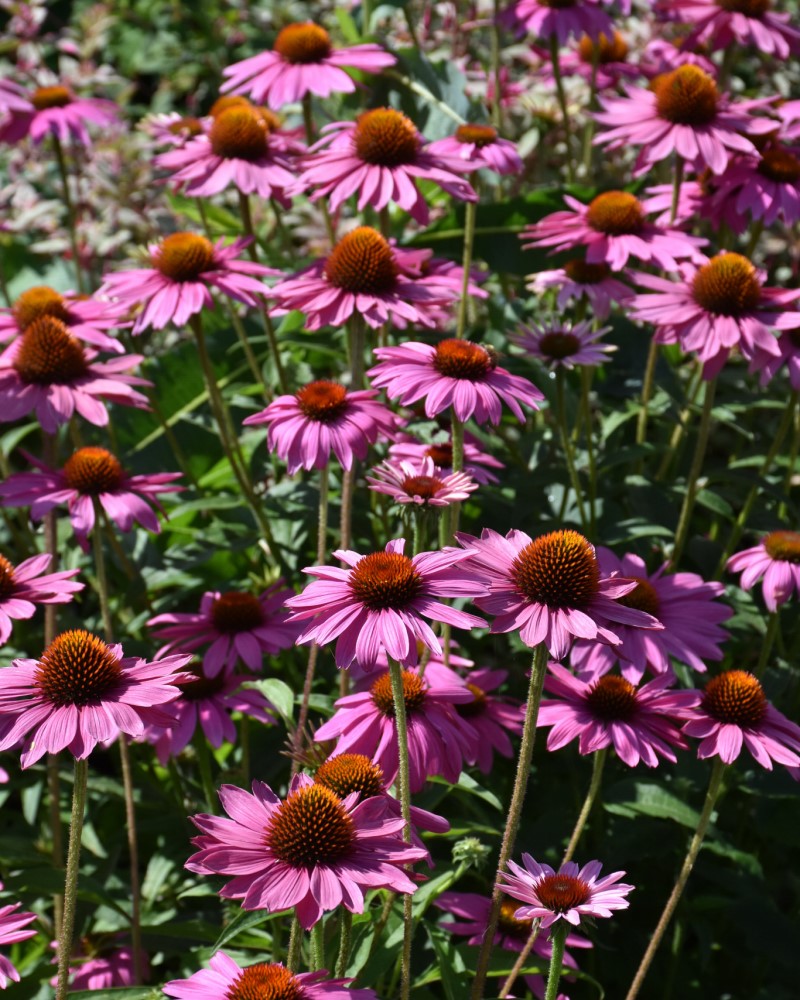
[0,1,798,999]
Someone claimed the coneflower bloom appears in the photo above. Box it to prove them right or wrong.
[0,324,149,433]
[559,30,639,90]
[313,666,476,791]
[709,145,800,228]
[221,21,396,108]
[388,435,505,485]
[100,233,280,334]
[52,934,149,991]
[155,105,296,199]
[748,328,800,391]
[521,190,707,270]
[165,953,377,1000]
[727,531,800,611]
[0,79,32,116]
[0,81,118,146]
[663,0,800,59]
[456,528,663,660]
[0,285,124,353]
[569,548,732,683]
[285,538,487,671]
[269,227,455,330]
[366,455,478,508]
[0,630,190,767]
[446,664,526,773]
[683,670,800,769]
[0,447,182,548]
[141,111,208,148]
[629,252,800,379]
[527,259,633,320]
[505,0,614,43]
[537,663,698,767]
[500,855,634,930]
[145,661,276,765]
[187,774,425,927]
[147,582,300,677]
[296,108,477,223]
[426,124,523,175]
[368,340,544,426]
[0,892,37,988]
[512,320,615,370]
[594,65,774,176]
[243,381,397,474]
[0,552,83,646]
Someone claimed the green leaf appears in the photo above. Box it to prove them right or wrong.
[604,781,702,828]
[245,678,294,724]
[212,908,271,950]
[68,989,161,1000]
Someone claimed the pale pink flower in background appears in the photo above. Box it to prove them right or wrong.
[389,433,505,485]
[513,320,615,371]
[0,552,83,645]
[0,80,118,146]
[51,935,149,991]
[727,531,800,611]
[708,146,800,228]
[505,0,614,43]
[748,328,800,390]
[0,889,37,988]
[527,260,633,320]
[0,285,125,352]
[366,455,478,507]
[557,30,640,91]
[427,124,523,175]
[661,0,800,59]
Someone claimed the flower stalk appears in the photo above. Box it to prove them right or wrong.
[389,660,414,1000]
[55,757,88,1000]
[543,922,568,1000]
[672,378,717,566]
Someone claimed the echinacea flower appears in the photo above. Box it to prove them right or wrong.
[630,252,800,379]
[366,455,478,507]
[709,145,800,228]
[446,664,525,773]
[243,380,397,474]
[147,582,300,677]
[0,552,83,646]
[521,190,706,270]
[499,854,634,929]
[747,328,800,391]
[100,233,280,334]
[594,65,774,176]
[0,81,118,146]
[0,891,37,989]
[165,953,376,1000]
[505,0,614,43]
[426,124,523,176]
[0,447,182,548]
[186,774,426,927]
[0,322,149,433]
[0,629,190,767]
[0,285,124,353]
[457,528,663,660]
[683,670,800,769]
[368,339,544,425]
[314,666,476,791]
[537,663,698,767]
[269,227,455,330]
[221,21,395,108]
[569,548,732,683]
[512,320,615,370]
[295,108,477,224]
[155,105,296,199]
[663,0,800,59]
[285,538,487,671]
[388,434,505,485]
[528,259,633,321]
[727,531,800,611]
[51,934,149,991]
[558,30,639,90]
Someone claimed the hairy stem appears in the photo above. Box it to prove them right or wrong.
[55,757,88,1000]
[671,378,717,567]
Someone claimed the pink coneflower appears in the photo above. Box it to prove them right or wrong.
[269,227,454,330]
[521,190,706,270]
[569,548,732,683]
[435,891,590,1000]
[100,233,280,335]
[140,111,208,148]
[368,339,544,426]
[0,447,182,548]
[629,252,800,379]
[285,538,487,671]
[537,663,698,767]
[221,21,396,108]
[748,328,800,390]
[683,670,800,770]
[0,891,37,988]
[594,65,774,176]
[388,434,505,485]
[145,661,276,765]
[0,322,149,433]
[512,320,615,370]
[445,664,526,773]
[147,582,300,677]
[295,108,477,224]
[663,0,800,59]
[709,146,800,228]
[638,39,717,79]
[426,124,523,175]
[0,79,32,116]
[559,31,639,90]
[366,455,478,508]
[0,630,190,767]
[52,935,149,991]
[0,81,118,146]
[0,553,82,646]
[727,531,800,611]
[155,105,296,199]
[243,380,397,474]
[314,665,476,791]
[0,285,124,353]
[186,773,425,927]
[499,855,634,929]
[165,953,377,1000]
[457,528,663,660]
[505,0,613,43]
[527,259,633,320]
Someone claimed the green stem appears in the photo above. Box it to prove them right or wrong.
[579,366,597,538]
[636,338,659,449]
[655,365,703,482]
[287,916,303,972]
[302,94,315,145]
[562,748,607,864]
[555,369,587,530]
[456,198,478,340]
[670,154,684,225]
[624,758,727,1000]
[91,500,113,639]
[470,643,549,1000]
[52,134,85,293]
[549,36,574,183]
[779,398,800,520]
[543,923,568,1000]
[491,0,503,130]
[389,661,414,1000]
[118,738,144,984]
[671,378,717,567]
[310,919,324,971]
[499,920,542,998]
[349,313,366,389]
[754,611,780,679]
[55,757,88,1000]
[194,732,218,813]
[448,415,466,540]
[335,910,353,977]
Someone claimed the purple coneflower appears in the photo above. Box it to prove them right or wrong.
[727,531,800,611]
[0,891,37,988]
[558,30,639,90]
[426,124,523,175]
[709,145,800,228]
[748,328,800,391]
[366,455,477,508]
[527,259,633,320]
[0,553,83,646]
[512,320,615,371]
[389,434,504,485]
[505,0,613,43]
[52,934,149,991]
[0,80,118,146]
[663,0,800,59]
[0,285,124,353]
